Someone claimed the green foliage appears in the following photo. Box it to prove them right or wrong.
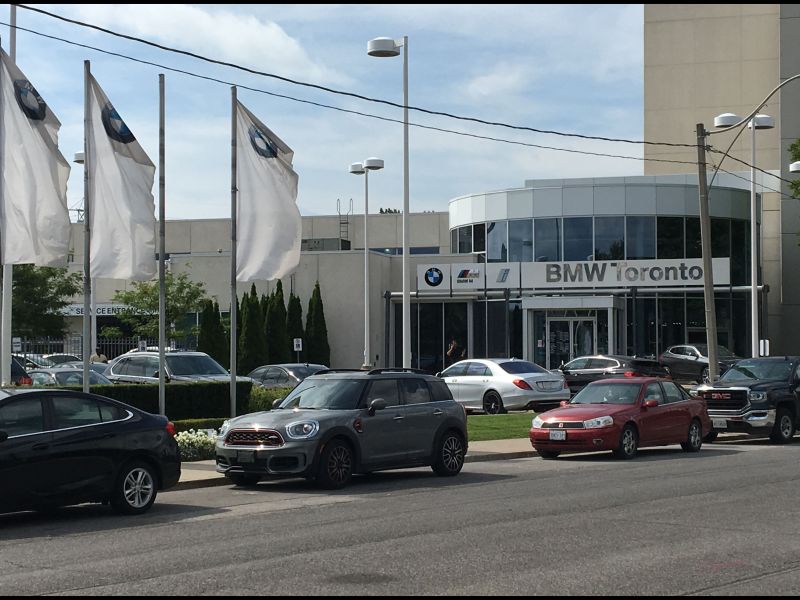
[305,282,330,366]
[379,207,400,214]
[266,280,290,363]
[790,139,800,200]
[112,272,207,340]
[12,265,82,338]
[198,300,228,369]
[99,326,124,338]
[286,293,304,360]
[173,418,227,433]
[239,290,268,375]
[175,430,217,461]
[248,385,292,412]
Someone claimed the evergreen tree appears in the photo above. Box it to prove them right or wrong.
[238,292,267,375]
[213,301,230,369]
[286,292,304,361]
[197,300,215,356]
[306,282,330,366]
[266,280,290,363]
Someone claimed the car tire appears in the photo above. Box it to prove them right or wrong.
[703,431,718,443]
[536,449,560,460]
[613,424,638,460]
[680,419,703,452]
[483,391,504,415]
[700,366,710,384]
[431,430,466,476]
[110,461,158,515]
[226,473,262,486]
[317,439,354,489]
[769,408,795,444]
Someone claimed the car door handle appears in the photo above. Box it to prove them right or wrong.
[32,443,49,451]
[393,415,404,421]
[432,409,443,416]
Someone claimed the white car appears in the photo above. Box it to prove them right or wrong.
[438,358,570,414]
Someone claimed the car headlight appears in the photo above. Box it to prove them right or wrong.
[748,391,768,403]
[286,420,320,440]
[217,419,230,439]
[583,416,614,429]
[532,416,544,429]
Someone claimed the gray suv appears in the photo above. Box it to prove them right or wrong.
[215,369,468,489]
[106,351,243,384]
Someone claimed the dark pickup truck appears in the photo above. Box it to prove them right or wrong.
[695,356,800,443]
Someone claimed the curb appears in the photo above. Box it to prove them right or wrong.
[465,450,537,463]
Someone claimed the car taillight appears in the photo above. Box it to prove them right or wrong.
[624,371,638,377]
[513,378,532,390]
[19,376,32,385]
[563,379,569,389]
[165,421,177,436]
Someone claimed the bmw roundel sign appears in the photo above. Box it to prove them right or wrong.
[424,267,443,287]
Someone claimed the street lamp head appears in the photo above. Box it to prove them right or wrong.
[714,113,741,128]
[363,157,384,171]
[748,114,775,130]
[791,161,800,173]
[349,162,365,175]
[73,152,85,164]
[367,37,400,58]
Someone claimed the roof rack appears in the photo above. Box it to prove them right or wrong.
[313,368,366,375]
[366,368,428,375]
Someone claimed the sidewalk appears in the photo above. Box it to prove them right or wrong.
[168,434,749,491]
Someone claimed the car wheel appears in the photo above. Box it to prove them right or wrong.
[432,430,465,476]
[483,391,504,415]
[700,366,710,384]
[226,473,262,486]
[680,419,703,452]
[536,449,560,460]
[613,424,638,460]
[769,408,795,444]
[110,461,158,515]
[703,431,718,443]
[317,439,353,489]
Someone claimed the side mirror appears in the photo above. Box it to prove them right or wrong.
[643,399,659,408]
[559,400,569,407]
[435,372,442,378]
[368,398,387,416]
[0,431,7,443]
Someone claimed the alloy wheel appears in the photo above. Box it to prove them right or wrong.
[327,445,352,485]
[123,467,155,509]
[442,435,464,473]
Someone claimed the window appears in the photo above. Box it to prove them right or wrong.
[451,229,457,254]
[661,381,686,404]
[466,362,490,377]
[428,379,453,401]
[473,223,486,254]
[508,219,533,262]
[249,367,267,379]
[711,218,731,258]
[644,383,664,405]
[486,221,508,262]
[52,396,103,429]
[534,218,561,262]
[124,357,148,377]
[587,358,617,369]
[112,358,130,376]
[626,216,655,259]
[458,226,472,254]
[0,398,44,436]
[657,217,684,259]
[498,361,547,374]
[685,217,701,258]
[98,402,127,422]
[165,355,227,376]
[564,358,590,370]
[441,363,467,377]
[563,217,593,261]
[30,372,54,386]
[365,379,401,407]
[594,217,624,260]
[401,379,432,404]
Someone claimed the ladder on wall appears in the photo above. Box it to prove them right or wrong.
[337,198,353,250]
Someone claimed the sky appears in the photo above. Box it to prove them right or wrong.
[5,4,644,220]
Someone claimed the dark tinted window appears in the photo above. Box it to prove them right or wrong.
[508,219,533,262]
[587,358,617,369]
[563,217,593,261]
[466,362,490,376]
[498,361,547,374]
[112,358,130,375]
[124,357,148,377]
[11,358,26,377]
[534,218,561,262]
[279,379,366,410]
[0,397,44,436]
[366,379,401,407]
[429,379,453,401]
[401,379,432,404]
[248,367,267,379]
[595,216,625,260]
[52,396,104,428]
[166,355,227,375]
[626,216,655,260]
[564,358,590,370]
[441,363,468,377]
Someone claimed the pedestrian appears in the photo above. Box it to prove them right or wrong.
[89,346,108,363]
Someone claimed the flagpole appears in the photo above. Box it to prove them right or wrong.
[0,6,16,387]
[82,60,91,394]
[230,86,238,418]
[158,73,166,415]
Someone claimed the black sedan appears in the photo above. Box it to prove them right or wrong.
[658,344,740,383]
[246,363,327,389]
[0,389,180,515]
[558,355,670,395]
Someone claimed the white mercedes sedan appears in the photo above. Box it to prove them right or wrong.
[438,358,570,414]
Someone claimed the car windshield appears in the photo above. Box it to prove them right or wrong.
[498,361,547,375]
[54,371,111,385]
[719,360,793,382]
[570,383,641,405]
[287,366,326,379]
[165,355,227,376]
[278,379,366,410]
[694,344,736,358]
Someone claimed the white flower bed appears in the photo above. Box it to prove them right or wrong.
[175,429,217,462]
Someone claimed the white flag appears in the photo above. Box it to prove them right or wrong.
[236,101,300,282]
[0,49,70,266]
[87,74,156,280]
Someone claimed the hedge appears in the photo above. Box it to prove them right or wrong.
[174,418,227,433]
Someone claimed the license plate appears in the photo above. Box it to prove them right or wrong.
[549,430,566,441]
[712,418,727,429]
[238,450,255,463]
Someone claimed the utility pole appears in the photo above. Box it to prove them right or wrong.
[696,123,719,382]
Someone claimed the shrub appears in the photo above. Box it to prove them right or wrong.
[174,418,227,433]
[248,386,293,412]
[175,429,217,462]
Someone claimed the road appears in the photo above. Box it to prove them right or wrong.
[2,439,799,595]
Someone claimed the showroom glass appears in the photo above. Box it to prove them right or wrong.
[508,219,533,262]
[473,223,486,254]
[486,221,508,262]
[458,225,472,254]
[656,216,683,259]
[625,216,655,259]
[563,217,593,261]
[570,383,640,405]
[534,218,561,262]
[594,216,624,260]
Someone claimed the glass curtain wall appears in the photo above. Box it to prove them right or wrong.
[486,222,508,262]
[626,216,655,259]
[534,218,561,262]
[563,217,593,261]
[508,220,533,262]
[594,217,624,260]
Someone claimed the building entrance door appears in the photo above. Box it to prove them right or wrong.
[546,318,597,369]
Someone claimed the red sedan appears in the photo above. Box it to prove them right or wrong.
[529,378,711,459]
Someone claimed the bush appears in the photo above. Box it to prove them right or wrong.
[249,386,293,412]
[174,418,227,433]
[175,429,217,462]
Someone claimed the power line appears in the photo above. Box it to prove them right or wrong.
[708,156,796,201]
[707,146,796,186]
[16,3,701,151]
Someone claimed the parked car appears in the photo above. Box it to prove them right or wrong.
[559,355,670,396]
[28,368,113,387]
[0,388,180,515]
[247,363,327,389]
[529,377,711,459]
[61,361,111,376]
[105,351,248,384]
[215,368,467,489]
[695,356,800,444]
[43,353,82,365]
[658,344,740,383]
[10,357,32,386]
[438,358,569,414]
[12,353,55,370]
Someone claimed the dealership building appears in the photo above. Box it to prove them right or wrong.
[64,4,800,370]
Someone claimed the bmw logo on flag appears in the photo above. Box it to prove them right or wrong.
[249,125,278,158]
[13,79,47,121]
[101,104,136,144]
[424,267,444,287]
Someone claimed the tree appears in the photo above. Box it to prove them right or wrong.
[790,139,800,199]
[306,282,330,366]
[238,291,267,375]
[112,272,207,340]
[266,280,290,363]
[12,265,82,338]
[286,292,304,360]
[379,207,400,214]
[198,300,227,367]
